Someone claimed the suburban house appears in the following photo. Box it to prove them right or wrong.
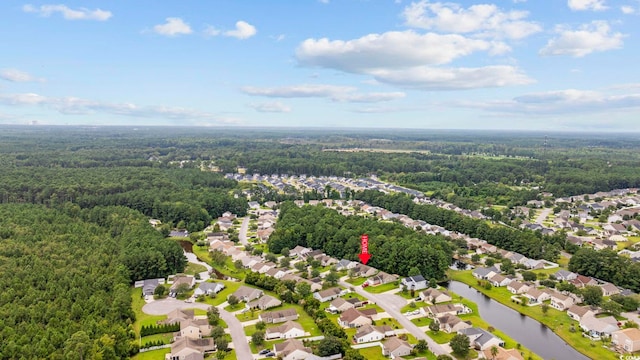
[400,275,428,290]
[177,318,212,340]
[481,347,524,360]
[550,292,575,311]
[328,298,356,313]
[134,278,165,297]
[160,309,195,325]
[231,286,263,302]
[352,264,378,278]
[458,328,505,350]
[381,337,413,359]
[166,337,215,360]
[570,275,598,288]
[472,266,500,280]
[290,245,312,258]
[193,282,225,297]
[612,328,640,353]
[241,256,261,269]
[567,305,596,322]
[554,270,578,281]
[265,267,287,280]
[422,303,470,318]
[436,314,472,333]
[365,271,398,286]
[507,281,530,295]
[580,315,619,338]
[169,276,196,297]
[314,287,343,303]
[488,274,512,287]
[338,308,376,328]
[419,288,452,304]
[353,324,394,343]
[251,261,277,274]
[265,321,306,340]
[601,283,621,297]
[259,308,299,324]
[273,339,313,360]
[335,259,355,271]
[247,294,282,310]
[523,288,551,304]
[523,259,545,270]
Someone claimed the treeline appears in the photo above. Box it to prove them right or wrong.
[0,167,246,232]
[140,323,180,337]
[569,248,640,293]
[268,202,453,280]
[0,204,137,358]
[356,191,563,261]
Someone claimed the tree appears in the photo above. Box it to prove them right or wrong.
[64,331,92,360]
[211,326,225,339]
[265,253,278,263]
[207,306,220,325]
[541,303,549,315]
[174,283,191,298]
[522,271,537,282]
[311,268,320,278]
[154,284,166,297]
[317,336,344,357]
[582,286,603,306]
[436,355,453,360]
[414,339,428,352]
[485,258,495,267]
[295,261,307,272]
[450,333,470,357]
[234,259,243,270]
[281,247,290,257]
[490,345,499,359]
[295,282,312,298]
[429,319,440,333]
[471,254,481,263]
[209,250,227,266]
[325,270,340,286]
[429,278,438,288]
[251,331,265,346]
[602,300,623,317]
[408,266,421,277]
[280,257,290,268]
[227,295,239,307]
[215,337,228,352]
[255,321,266,331]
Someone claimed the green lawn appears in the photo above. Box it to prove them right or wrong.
[131,348,170,360]
[140,333,172,347]
[427,330,455,344]
[346,277,367,286]
[131,287,166,335]
[183,262,207,275]
[202,280,242,306]
[401,301,426,313]
[365,282,399,294]
[449,270,618,360]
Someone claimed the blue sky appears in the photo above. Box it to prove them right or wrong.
[1,0,640,131]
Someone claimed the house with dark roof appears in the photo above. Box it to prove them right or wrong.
[259,308,299,324]
[400,275,427,290]
[458,327,505,350]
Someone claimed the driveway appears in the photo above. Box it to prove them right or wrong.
[340,280,449,356]
[535,208,552,224]
[142,298,254,360]
[238,217,250,246]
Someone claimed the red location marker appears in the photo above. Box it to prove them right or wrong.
[359,234,371,265]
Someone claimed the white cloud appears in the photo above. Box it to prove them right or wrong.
[224,21,257,39]
[621,5,636,13]
[402,1,541,39]
[0,92,236,123]
[540,21,624,57]
[369,65,533,90]
[23,4,112,21]
[0,69,43,82]
[153,18,192,37]
[458,88,640,115]
[567,0,608,11]
[203,25,221,37]
[248,101,291,113]
[241,84,405,103]
[296,30,507,73]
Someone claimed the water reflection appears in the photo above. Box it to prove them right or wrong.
[446,280,590,360]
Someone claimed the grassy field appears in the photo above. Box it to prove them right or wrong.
[401,301,426,313]
[131,288,166,334]
[365,282,399,294]
[449,270,619,360]
[183,262,208,275]
[130,348,170,360]
[140,333,172,347]
[346,277,367,286]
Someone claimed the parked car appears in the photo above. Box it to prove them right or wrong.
[266,352,275,357]
[258,349,270,355]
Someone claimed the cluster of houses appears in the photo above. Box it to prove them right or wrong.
[472,265,640,346]
[135,275,226,300]
[160,309,216,360]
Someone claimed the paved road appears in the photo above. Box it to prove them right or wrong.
[142,298,254,360]
[238,216,250,246]
[535,208,552,225]
[339,280,448,356]
[220,307,253,360]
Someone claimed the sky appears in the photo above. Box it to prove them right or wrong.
[1,0,640,131]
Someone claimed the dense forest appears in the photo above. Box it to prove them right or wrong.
[356,191,564,261]
[268,202,454,280]
[0,204,183,358]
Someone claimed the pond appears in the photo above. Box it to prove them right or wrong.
[446,281,590,360]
